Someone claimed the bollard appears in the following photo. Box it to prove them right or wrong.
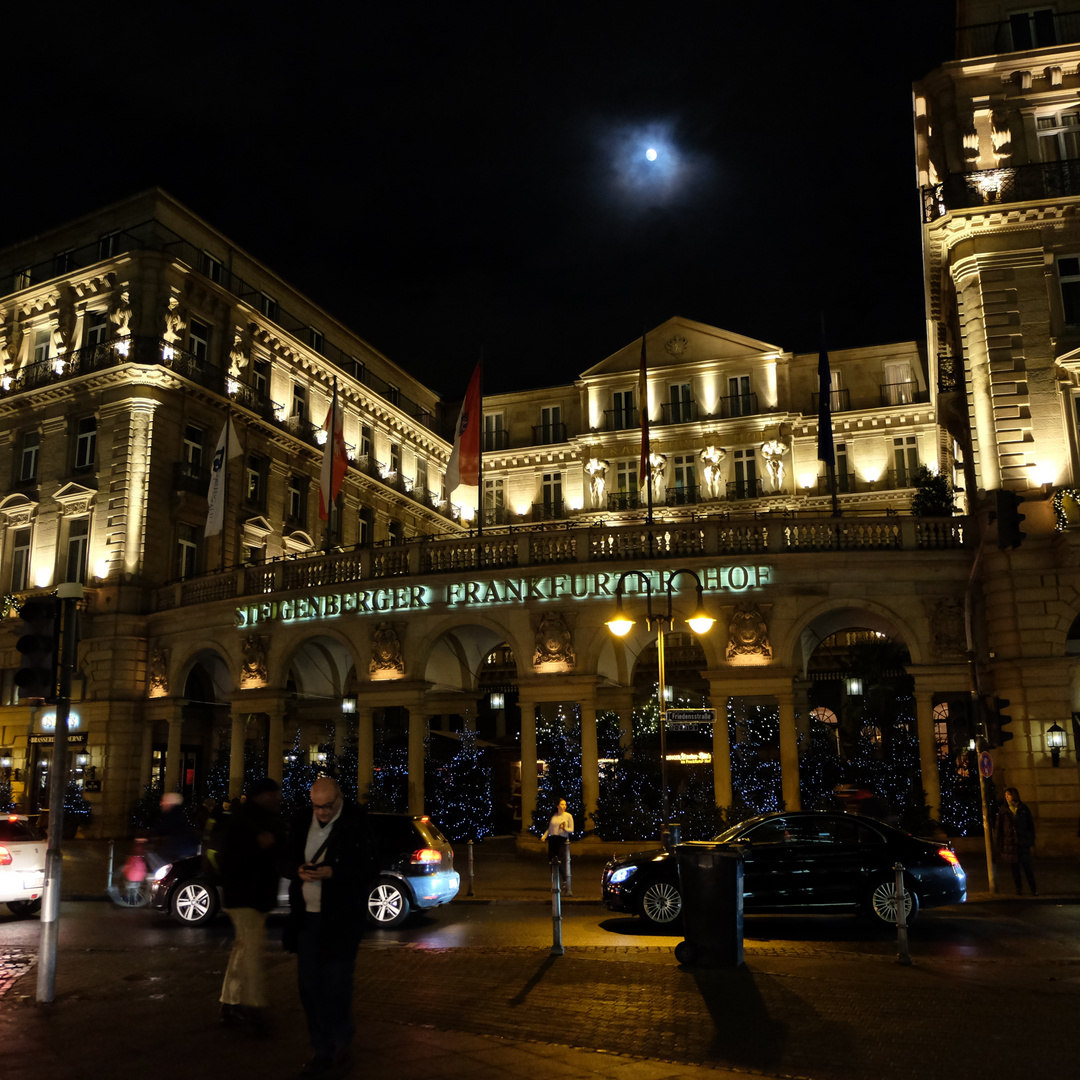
[106,839,115,891]
[550,859,564,956]
[466,839,474,897]
[894,861,911,966]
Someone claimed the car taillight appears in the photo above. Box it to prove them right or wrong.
[0,846,11,866]
[411,848,441,864]
[937,847,960,867]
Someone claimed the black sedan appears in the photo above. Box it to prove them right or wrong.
[602,811,967,928]
[150,813,460,928]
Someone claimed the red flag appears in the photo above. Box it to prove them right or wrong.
[445,362,482,491]
[638,333,650,486]
[319,383,347,520]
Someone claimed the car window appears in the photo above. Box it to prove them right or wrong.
[0,819,42,842]
[740,818,792,845]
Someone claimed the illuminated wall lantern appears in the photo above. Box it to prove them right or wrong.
[341,695,357,716]
[0,750,12,771]
[844,676,864,697]
[489,691,505,711]
[1046,723,1067,767]
[75,752,90,767]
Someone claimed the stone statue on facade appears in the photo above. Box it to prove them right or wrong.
[370,624,405,676]
[726,605,772,661]
[533,612,576,670]
[0,312,22,389]
[229,322,255,378]
[701,445,726,500]
[148,648,169,697]
[240,634,269,688]
[649,453,667,503]
[162,295,187,345]
[585,457,608,509]
[760,439,787,493]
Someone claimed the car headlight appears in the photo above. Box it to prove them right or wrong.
[153,863,173,881]
[609,866,636,884]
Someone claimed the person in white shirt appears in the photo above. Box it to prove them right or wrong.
[543,798,574,894]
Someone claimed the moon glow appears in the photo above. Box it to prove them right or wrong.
[645,147,657,161]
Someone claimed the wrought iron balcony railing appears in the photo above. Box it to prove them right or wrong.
[483,430,510,451]
[923,159,1080,222]
[880,382,929,407]
[173,461,211,494]
[532,422,567,445]
[659,400,698,425]
[665,485,700,506]
[603,408,640,432]
[532,501,564,521]
[956,11,1080,59]
[727,477,764,501]
[607,490,642,511]
[811,388,851,413]
[718,392,759,419]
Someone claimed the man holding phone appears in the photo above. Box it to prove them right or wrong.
[284,777,375,1078]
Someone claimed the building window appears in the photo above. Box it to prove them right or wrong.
[483,479,505,526]
[727,375,753,417]
[260,293,278,320]
[291,383,306,420]
[33,330,50,366]
[612,389,636,430]
[200,251,223,283]
[539,405,562,444]
[10,527,31,591]
[66,518,89,584]
[98,232,120,260]
[177,524,199,581]
[253,357,269,398]
[883,360,915,405]
[74,417,96,471]
[387,520,404,545]
[836,442,852,493]
[84,310,108,347]
[615,461,638,492]
[1037,110,1080,162]
[415,458,428,495]
[183,425,204,469]
[246,455,267,507]
[390,442,401,474]
[287,475,307,521]
[1060,256,1080,325]
[14,268,31,291]
[893,435,919,485]
[310,329,324,354]
[1013,9,1058,51]
[189,318,211,362]
[19,432,40,483]
[673,454,696,493]
[669,383,692,423]
[358,507,374,545]
[54,249,75,276]
[359,424,373,459]
[484,413,506,451]
[541,471,563,516]
[732,448,757,499]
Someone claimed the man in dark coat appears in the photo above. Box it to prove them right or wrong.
[218,777,283,1026]
[994,786,1037,896]
[284,777,376,1078]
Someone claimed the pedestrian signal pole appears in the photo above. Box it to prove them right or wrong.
[37,582,83,1004]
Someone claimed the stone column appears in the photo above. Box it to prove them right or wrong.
[229,712,247,799]
[266,704,285,787]
[913,681,941,820]
[518,696,538,833]
[778,692,801,811]
[581,705,599,831]
[709,692,733,815]
[407,709,427,816]
[356,706,374,803]
[162,701,185,793]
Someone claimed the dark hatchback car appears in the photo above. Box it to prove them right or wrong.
[150,812,459,928]
[602,810,966,928]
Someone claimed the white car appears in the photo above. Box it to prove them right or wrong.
[0,815,46,916]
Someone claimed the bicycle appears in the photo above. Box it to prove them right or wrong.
[106,837,153,907]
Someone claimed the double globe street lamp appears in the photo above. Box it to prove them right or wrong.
[605,568,715,831]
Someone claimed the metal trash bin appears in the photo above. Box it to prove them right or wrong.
[673,842,744,967]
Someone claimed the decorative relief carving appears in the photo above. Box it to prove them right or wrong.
[726,605,772,661]
[110,289,133,338]
[370,624,404,677]
[162,295,187,344]
[149,648,169,697]
[533,612,576,670]
[240,634,269,688]
[930,598,967,660]
[0,310,22,387]
[229,322,255,378]
[700,445,726,500]
[665,335,689,360]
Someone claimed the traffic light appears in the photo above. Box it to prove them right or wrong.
[992,695,1014,746]
[995,489,1027,549]
[14,596,59,703]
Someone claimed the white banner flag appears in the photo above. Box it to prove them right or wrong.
[204,418,241,537]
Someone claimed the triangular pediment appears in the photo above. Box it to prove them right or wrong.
[243,515,273,537]
[580,316,783,382]
[53,482,97,511]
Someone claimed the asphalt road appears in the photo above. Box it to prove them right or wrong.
[4,893,1079,963]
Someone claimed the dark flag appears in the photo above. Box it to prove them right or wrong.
[817,328,835,468]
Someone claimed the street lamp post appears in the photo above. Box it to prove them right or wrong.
[606,568,715,832]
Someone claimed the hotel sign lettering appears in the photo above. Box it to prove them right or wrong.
[235,564,772,628]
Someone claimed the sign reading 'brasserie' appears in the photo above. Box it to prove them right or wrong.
[236,564,772,628]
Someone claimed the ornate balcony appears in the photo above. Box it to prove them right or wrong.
[922,159,1080,223]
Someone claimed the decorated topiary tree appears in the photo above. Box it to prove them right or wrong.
[428,727,493,842]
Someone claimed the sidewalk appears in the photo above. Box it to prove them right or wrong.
[3,837,1078,1080]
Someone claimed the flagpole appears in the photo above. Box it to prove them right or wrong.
[219,406,230,573]
[476,355,484,549]
[324,377,338,554]
[817,313,840,518]
[640,330,653,529]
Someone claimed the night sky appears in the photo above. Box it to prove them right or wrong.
[3,2,956,397]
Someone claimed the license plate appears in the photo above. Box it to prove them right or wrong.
[23,872,45,889]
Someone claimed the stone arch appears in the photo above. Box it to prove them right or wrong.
[175,643,234,704]
[781,599,925,675]
[416,616,526,693]
[278,630,360,704]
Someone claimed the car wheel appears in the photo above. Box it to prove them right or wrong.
[868,877,919,926]
[6,898,42,918]
[367,877,411,928]
[639,879,682,926]
[171,881,218,926]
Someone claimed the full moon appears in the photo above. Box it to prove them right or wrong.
[645,147,657,161]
